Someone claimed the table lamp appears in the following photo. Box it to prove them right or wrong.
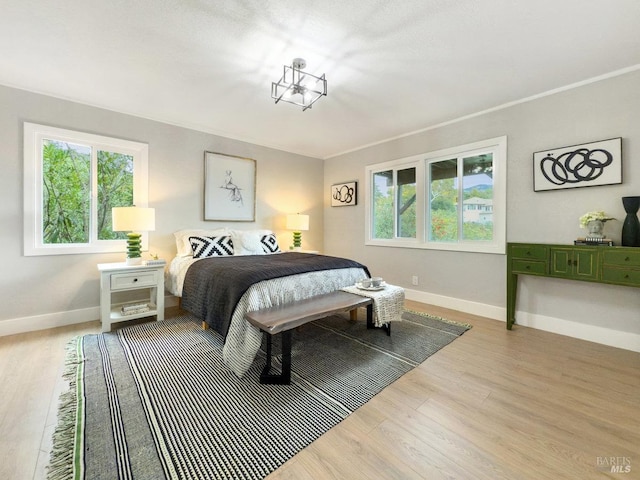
[286,213,309,250]
[112,206,155,265]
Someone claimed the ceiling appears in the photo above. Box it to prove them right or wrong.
[2,0,640,159]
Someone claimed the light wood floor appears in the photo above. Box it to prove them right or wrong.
[1,302,638,480]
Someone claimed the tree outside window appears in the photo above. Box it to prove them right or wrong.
[372,167,416,239]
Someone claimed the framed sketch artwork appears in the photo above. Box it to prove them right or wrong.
[331,181,357,206]
[204,151,256,221]
[533,138,622,192]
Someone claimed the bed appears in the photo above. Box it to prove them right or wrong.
[166,228,369,377]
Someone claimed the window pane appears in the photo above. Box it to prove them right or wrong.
[373,170,394,239]
[462,154,493,241]
[397,167,416,238]
[429,159,458,241]
[42,140,91,244]
[97,150,134,240]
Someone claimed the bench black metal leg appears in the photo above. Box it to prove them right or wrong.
[264,331,273,371]
[366,304,391,336]
[366,304,373,329]
[260,330,292,385]
[281,331,291,380]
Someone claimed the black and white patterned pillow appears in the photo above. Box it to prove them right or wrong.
[260,234,281,253]
[189,235,234,258]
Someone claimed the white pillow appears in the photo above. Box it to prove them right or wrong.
[174,228,229,257]
[230,229,272,256]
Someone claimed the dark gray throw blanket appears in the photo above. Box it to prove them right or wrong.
[181,253,370,338]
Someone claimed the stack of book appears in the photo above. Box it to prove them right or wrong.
[142,258,166,266]
[574,237,614,246]
[121,303,151,315]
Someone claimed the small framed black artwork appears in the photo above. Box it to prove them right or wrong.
[533,137,622,192]
[331,181,357,206]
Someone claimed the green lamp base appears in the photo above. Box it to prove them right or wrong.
[126,232,142,265]
[292,231,302,249]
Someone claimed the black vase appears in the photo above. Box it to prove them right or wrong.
[621,196,640,247]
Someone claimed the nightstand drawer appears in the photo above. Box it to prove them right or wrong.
[510,244,548,260]
[602,267,640,286]
[511,259,547,275]
[111,271,158,290]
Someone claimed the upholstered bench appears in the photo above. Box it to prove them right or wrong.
[245,290,380,385]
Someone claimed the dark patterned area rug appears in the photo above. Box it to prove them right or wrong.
[48,310,470,480]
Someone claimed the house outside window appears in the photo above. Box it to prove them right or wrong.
[366,136,506,254]
[24,123,149,256]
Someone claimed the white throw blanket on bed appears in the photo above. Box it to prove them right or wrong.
[340,284,405,327]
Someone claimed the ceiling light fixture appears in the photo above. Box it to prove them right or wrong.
[271,58,327,111]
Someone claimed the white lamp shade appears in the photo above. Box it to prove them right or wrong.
[286,214,309,231]
[112,207,156,232]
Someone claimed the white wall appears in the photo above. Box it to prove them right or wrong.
[324,70,640,351]
[0,85,323,335]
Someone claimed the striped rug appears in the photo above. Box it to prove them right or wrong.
[48,310,470,480]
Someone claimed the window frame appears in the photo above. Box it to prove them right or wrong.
[365,136,507,254]
[24,122,149,256]
[366,155,424,246]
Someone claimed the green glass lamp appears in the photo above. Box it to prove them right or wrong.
[112,206,155,265]
[286,213,309,250]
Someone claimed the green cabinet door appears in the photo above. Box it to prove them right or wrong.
[550,247,598,280]
[550,248,572,277]
[574,248,599,279]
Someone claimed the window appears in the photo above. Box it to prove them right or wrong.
[366,136,506,254]
[371,166,418,240]
[24,123,149,256]
[429,153,495,242]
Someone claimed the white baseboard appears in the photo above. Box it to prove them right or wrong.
[0,295,179,338]
[3,292,638,353]
[513,311,640,353]
[405,288,506,321]
[404,288,640,353]
[0,306,101,337]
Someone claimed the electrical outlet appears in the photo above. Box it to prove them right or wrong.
[412,275,419,285]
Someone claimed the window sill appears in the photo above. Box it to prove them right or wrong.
[365,239,506,255]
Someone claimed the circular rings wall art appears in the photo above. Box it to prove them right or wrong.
[533,137,622,192]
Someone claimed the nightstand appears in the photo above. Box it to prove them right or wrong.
[98,262,165,332]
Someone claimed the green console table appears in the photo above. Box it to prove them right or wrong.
[507,243,640,329]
